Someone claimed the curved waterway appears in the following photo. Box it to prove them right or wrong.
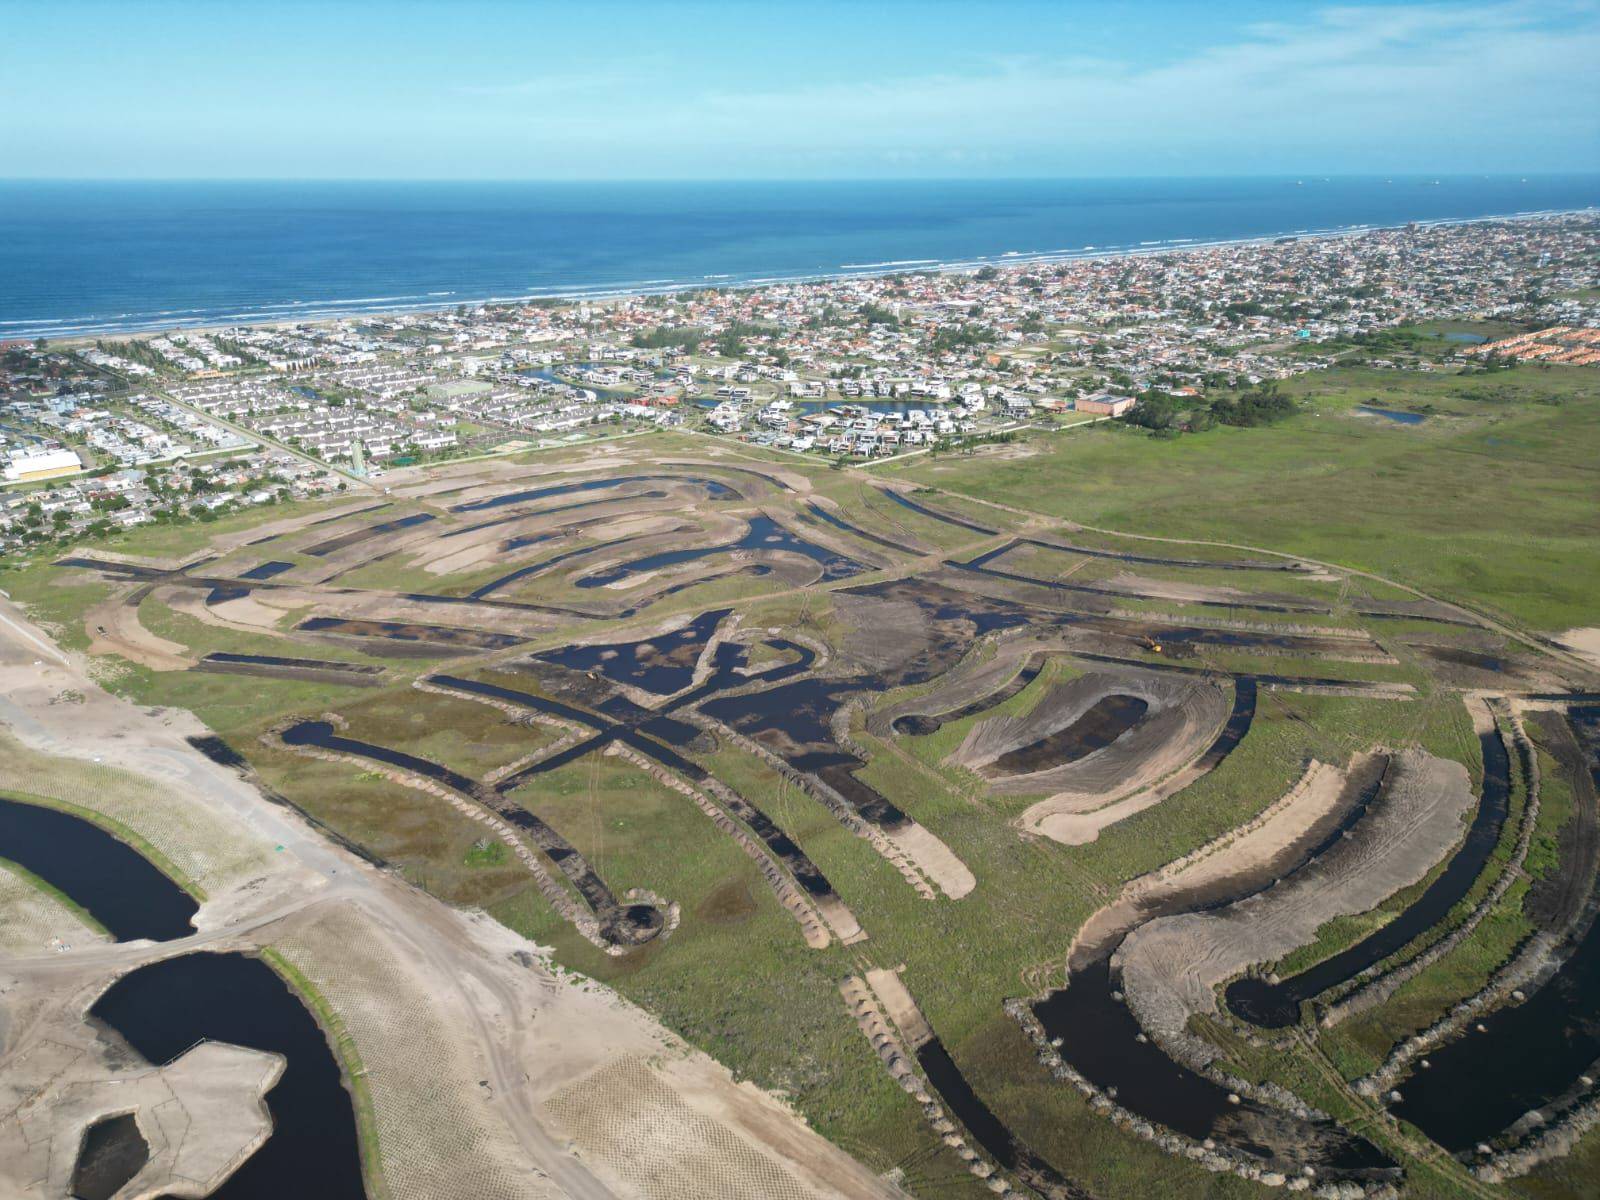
[1393,707,1600,1153]
[1227,727,1512,1028]
[1032,757,1395,1177]
[92,951,367,1199]
[0,794,197,942]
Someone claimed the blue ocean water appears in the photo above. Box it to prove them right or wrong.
[1,176,1595,337]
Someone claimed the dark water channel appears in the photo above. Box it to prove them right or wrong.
[1228,727,1512,1028]
[0,794,196,942]
[1393,707,1600,1152]
[1032,754,1395,1177]
[92,952,367,1200]
[878,488,998,534]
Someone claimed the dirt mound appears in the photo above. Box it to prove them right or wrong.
[959,669,1227,801]
[1115,748,1473,1057]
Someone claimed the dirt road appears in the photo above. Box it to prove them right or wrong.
[0,597,899,1200]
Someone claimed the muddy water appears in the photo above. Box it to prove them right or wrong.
[239,560,295,580]
[0,794,197,942]
[92,951,367,1200]
[1227,727,1512,1028]
[297,617,524,652]
[1392,707,1600,1153]
[990,695,1149,776]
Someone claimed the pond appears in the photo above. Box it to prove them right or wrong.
[0,794,197,942]
[92,951,367,1200]
[1392,707,1600,1153]
[1356,405,1427,425]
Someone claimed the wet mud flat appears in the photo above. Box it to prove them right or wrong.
[91,951,367,1200]
[987,694,1150,777]
[535,608,731,695]
[1227,727,1512,1028]
[1392,707,1600,1155]
[301,511,435,557]
[196,652,387,687]
[296,616,525,653]
[573,515,866,590]
[0,793,198,941]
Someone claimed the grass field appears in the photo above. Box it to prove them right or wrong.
[886,365,1600,633]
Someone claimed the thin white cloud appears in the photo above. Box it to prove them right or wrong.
[488,1,1599,173]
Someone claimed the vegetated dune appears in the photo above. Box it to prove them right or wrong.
[1115,748,1473,1062]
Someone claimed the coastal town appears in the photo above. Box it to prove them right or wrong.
[2,212,1596,554]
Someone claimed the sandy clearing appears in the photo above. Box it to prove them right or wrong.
[83,590,193,671]
[203,498,395,555]
[543,1056,872,1200]
[1115,749,1473,1056]
[273,905,567,1200]
[0,861,109,956]
[863,967,935,1048]
[0,1040,282,1200]
[884,823,977,899]
[1555,627,1600,670]
[162,583,284,639]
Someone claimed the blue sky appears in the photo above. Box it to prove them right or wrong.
[3,0,1597,179]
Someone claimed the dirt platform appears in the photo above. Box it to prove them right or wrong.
[1115,748,1474,1059]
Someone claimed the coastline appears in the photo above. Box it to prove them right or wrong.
[10,202,1597,346]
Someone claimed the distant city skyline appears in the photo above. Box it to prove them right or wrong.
[4,0,1598,180]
